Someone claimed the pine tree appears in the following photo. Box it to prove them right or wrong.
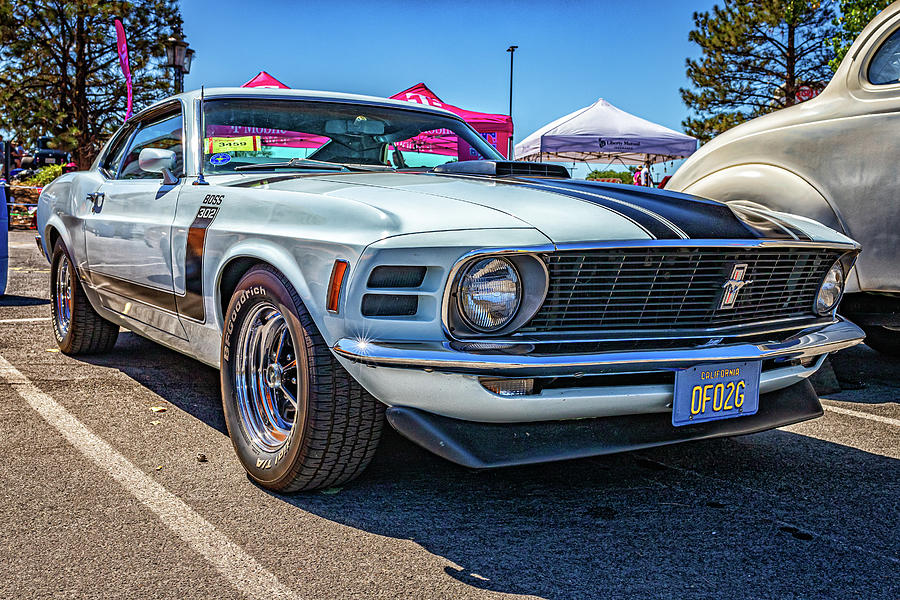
[680,0,837,143]
[0,1,183,168]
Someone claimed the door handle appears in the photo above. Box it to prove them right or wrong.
[87,192,104,213]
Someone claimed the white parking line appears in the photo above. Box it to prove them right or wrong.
[823,403,900,428]
[0,355,295,600]
[0,317,51,324]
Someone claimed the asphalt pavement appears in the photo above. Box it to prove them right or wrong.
[0,230,897,600]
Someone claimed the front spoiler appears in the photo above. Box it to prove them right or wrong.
[333,318,864,376]
[386,379,822,469]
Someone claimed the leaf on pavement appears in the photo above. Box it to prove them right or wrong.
[149,406,167,413]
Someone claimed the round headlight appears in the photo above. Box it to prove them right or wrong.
[816,261,845,315]
[457,257,521,332]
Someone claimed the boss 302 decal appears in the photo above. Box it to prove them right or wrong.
[176,194,223,321]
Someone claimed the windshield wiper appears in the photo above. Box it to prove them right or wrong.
[234,157,385,172]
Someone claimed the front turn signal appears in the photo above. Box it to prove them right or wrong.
[327,260,349,313]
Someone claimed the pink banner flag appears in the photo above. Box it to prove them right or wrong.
[114,19,133,121]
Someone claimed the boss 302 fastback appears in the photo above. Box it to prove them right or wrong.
[37,88,865,491]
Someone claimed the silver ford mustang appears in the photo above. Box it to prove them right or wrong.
[37,88,864,492]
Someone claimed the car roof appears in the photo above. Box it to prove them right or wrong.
[137,87,460,120]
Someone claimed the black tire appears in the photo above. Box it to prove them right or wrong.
[220,264,384,492]
[862,325,900,356]
[50,240,119,355]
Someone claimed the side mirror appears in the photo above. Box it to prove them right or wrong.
[138,147,179,185]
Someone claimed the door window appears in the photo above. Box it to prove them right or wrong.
[118,111,184,179]
[100,125,136,178]
[869,26,900,85]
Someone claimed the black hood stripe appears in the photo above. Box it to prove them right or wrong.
[515,182,667,239]
[513,180,687,240]
[516,178,811,241]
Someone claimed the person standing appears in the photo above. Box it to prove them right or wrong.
[632,167,642,185]
[640,165,651,187]
[11,140,24,169]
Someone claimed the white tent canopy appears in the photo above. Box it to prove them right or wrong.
[515,98,697,165]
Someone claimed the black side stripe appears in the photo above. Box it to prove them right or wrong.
[88,271,178,313]
[175,205,219,322]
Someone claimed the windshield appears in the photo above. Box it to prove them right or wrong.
[202,97,504,173]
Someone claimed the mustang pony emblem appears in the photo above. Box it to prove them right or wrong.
[720,264,751,309]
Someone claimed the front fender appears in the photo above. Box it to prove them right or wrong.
[675,164,847,234]
[674,164,860,292]
[215,240,313,321]
[213,238,348,346]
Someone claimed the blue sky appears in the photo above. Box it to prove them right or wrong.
[182,0,720,176]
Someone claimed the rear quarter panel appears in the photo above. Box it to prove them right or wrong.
[37,172,104,269]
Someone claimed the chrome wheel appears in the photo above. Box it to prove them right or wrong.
[54,253,73,339]
[233,301,300,453]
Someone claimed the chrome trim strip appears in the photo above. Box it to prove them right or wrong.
[551,239,861,251]
[334,318,864,376]
[506,316,837,344]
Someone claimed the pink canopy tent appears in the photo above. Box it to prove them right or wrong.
[390,83,513,158]
[242,71,290,89]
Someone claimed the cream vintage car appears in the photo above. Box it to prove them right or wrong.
[668,1,900,355]
[37,88,864,492]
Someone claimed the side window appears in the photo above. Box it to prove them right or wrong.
[100,126,135,178]
[868,26,900,85]
[118,111,184,180]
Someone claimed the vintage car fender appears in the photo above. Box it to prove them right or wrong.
[677,164,862,293]
[214,241,317,331]
[676,164,846,234]
[37,174,80,260]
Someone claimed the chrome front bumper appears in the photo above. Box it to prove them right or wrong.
[333,318,865,377]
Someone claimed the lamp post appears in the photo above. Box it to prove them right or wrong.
[164,32,194,94]
[506,45,517,160]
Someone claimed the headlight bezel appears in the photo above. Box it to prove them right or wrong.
[444,252,549,339]
[456,257,522,332]
[815,259,846,316]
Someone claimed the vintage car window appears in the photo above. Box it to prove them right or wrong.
[869,26,900,85]
[100,124,136,178]
[202,98,503,173]
[118,111,184,179]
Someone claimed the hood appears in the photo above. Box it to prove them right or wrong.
[222,171,839,244]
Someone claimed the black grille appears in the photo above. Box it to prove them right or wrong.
[368,266,427,288]
[519,247,842,335]
[361,294,418,317]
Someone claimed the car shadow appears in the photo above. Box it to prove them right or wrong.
[0,294,50,307]
[79,331,899,599]
[79,331,227,435]
[268,426,898,599]
[830,343,900,400]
